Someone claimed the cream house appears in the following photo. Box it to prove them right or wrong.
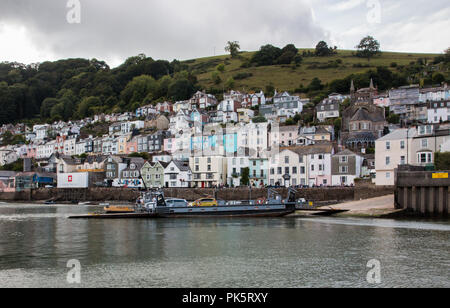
[375,129,412,186]
[375,125,450,186]
[189,155,227,188]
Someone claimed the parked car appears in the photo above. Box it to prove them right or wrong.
[165,198,189,208]
[192,198,218,207]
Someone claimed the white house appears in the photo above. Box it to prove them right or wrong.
[169,110,191,135]
[0,148,19,166]
[427,101,450,124]
[120,121,145,135]
[164,160,192,188]
[75,140,87,156]
[227,155,250,187]
[33,125,50,140]
[331,150,364,186]
[316,99,340,122]
[63,135,77,156]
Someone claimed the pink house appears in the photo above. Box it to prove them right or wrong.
[126,137,138,154]
[164,137,176,153]
[270,125,299,147]
[156,102,173,113]
[26,145,37,159]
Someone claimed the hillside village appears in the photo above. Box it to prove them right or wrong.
[0,81,450,192]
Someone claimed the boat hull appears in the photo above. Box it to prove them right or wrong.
[69,204,295,219]
[156,204,296,218]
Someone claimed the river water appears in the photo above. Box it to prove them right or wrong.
[0,203,448,288]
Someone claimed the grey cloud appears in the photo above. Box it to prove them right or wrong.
[0,0,326,66]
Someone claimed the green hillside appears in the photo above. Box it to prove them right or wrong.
[185,49,444,92]
[0,45,448,126]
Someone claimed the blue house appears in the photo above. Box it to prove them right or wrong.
[15,172,56,191]
[249,158,268,187]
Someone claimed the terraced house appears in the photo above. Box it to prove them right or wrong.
[141,161,167,188]
[269,144,334,187]
[249,158,268,187]
[189,155,227,188]
[331,149,363,186]
[164,160,192,188]
[117,157,145,188]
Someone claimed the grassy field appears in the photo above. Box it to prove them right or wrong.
[183,49,441,92]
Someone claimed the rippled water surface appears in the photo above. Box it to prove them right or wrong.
[0,203,449,288]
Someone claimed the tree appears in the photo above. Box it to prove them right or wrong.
[356,36,381,61]
[225,41,241,58]
[78,96,101,118]
[216,63,225,73]
[432,73,446,85]
[240,167,250,186]
[308,77,324,92]
[167,78,195,101]
[211,71,222,85]
[435,152,450,171]
[225,77,235,90]
[444,47,450,62]
[251,44,282,66]
[315,41,334,57]
[40,98,60,119]
[277,44,298,64]
[120,75,158,108]
[252,116,267,123]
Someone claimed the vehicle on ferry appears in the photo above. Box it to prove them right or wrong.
[192,198,218,207]
[166,198,189,208]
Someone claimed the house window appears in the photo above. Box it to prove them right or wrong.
[340,166,348,174]
[386,142,391,150]
[285,156,289,164]
[400,156,406,165]
[340,156,348,163]
[386,157,390,165]
[292,167,297,174]
[400,141,405,150]
[421,139,428,148]
[417,152,433,164]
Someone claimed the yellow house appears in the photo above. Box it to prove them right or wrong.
[117,134,131,155]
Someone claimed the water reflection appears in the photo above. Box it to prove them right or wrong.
[0,203,448,288]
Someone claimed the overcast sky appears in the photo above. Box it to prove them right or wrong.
[0,0,449,67]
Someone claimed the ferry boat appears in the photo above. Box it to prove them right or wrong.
[134,189,297,218]
[69,189,306,219]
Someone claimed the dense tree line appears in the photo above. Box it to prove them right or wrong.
[0,55,198,124]
[250,44,302,66]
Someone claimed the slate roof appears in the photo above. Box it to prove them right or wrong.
[281,144,334,155]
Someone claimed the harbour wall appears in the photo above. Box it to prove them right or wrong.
[0,181,394,203]
[395,170,449,217]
